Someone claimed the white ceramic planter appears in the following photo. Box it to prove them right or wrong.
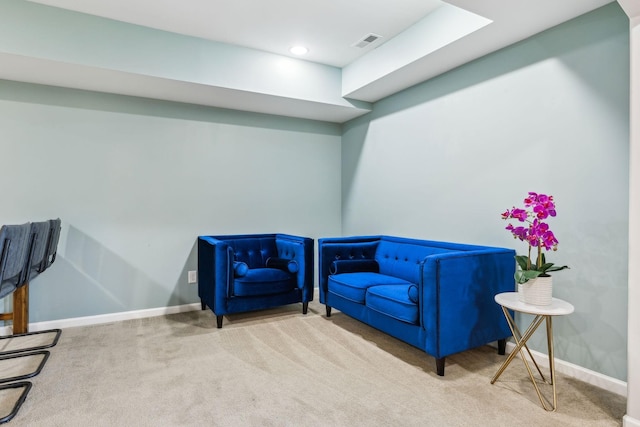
[521,275,553,306]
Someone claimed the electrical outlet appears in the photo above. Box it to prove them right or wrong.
[187,270,197,284]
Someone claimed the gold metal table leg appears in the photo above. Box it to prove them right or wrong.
[502,307,547,381]
[546,316,558,411]
[491,308,545,383]
[491,308,558,412]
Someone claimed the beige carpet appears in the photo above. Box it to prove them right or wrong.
[0,300,626,426]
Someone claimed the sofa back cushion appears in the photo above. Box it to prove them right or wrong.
[225,237,278,269]
[374,240,455,284]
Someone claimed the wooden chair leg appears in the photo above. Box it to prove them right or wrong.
[216,315,223,329]
[302,302,309,314]
[436,358,446,376]
[13,284,29,335]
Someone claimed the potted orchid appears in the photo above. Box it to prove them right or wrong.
[501,192,569,304]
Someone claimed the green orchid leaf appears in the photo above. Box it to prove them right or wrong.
[515,255,530,270]
[522,270,542,280]
[539,262,555,271]
[546,265,570,272]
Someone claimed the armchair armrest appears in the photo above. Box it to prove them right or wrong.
[197,236,234,315]
[274,234,314,302]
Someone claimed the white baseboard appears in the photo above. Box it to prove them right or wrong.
[25,302,202,332]
[624,415,640,427]
[505,342,628,397]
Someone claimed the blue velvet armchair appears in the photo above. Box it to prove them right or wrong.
[197,233,314,328]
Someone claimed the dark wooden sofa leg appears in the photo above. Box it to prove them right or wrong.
[498,338,506,355]
[216,315,223,329]
[326,306,332,317]
[201,300,206,310]
[436,358,445,376]
[302,302,309,314]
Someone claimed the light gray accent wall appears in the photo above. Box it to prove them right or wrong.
[0,81,341,322]
[342,3,630,380]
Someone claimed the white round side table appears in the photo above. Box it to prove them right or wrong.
[491,292,574,412]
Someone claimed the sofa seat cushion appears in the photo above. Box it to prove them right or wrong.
[328,272,412,304]
[366,284,419,325]
[233,268,295,297]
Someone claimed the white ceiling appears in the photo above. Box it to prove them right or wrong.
[26,0,444,68]
[4,0,616,122]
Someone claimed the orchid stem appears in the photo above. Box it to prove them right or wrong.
[537,245,542,269]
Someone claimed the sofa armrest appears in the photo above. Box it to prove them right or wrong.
[420,248,515,358]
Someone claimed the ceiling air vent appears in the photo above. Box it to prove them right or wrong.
[352,33,382,48]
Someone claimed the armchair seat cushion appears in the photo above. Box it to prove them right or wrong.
[233,268,295,297]
[328,272,412,304]
[366,285,419,325]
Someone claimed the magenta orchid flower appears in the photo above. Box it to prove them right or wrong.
[501,192,568,283]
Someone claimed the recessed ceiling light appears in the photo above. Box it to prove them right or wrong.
[289,46,308,56]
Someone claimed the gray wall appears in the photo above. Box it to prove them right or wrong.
[342,3,629,381]
[0,81,342,322]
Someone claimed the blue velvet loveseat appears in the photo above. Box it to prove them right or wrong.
[198,234,314,328]
[319,235,515,376]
